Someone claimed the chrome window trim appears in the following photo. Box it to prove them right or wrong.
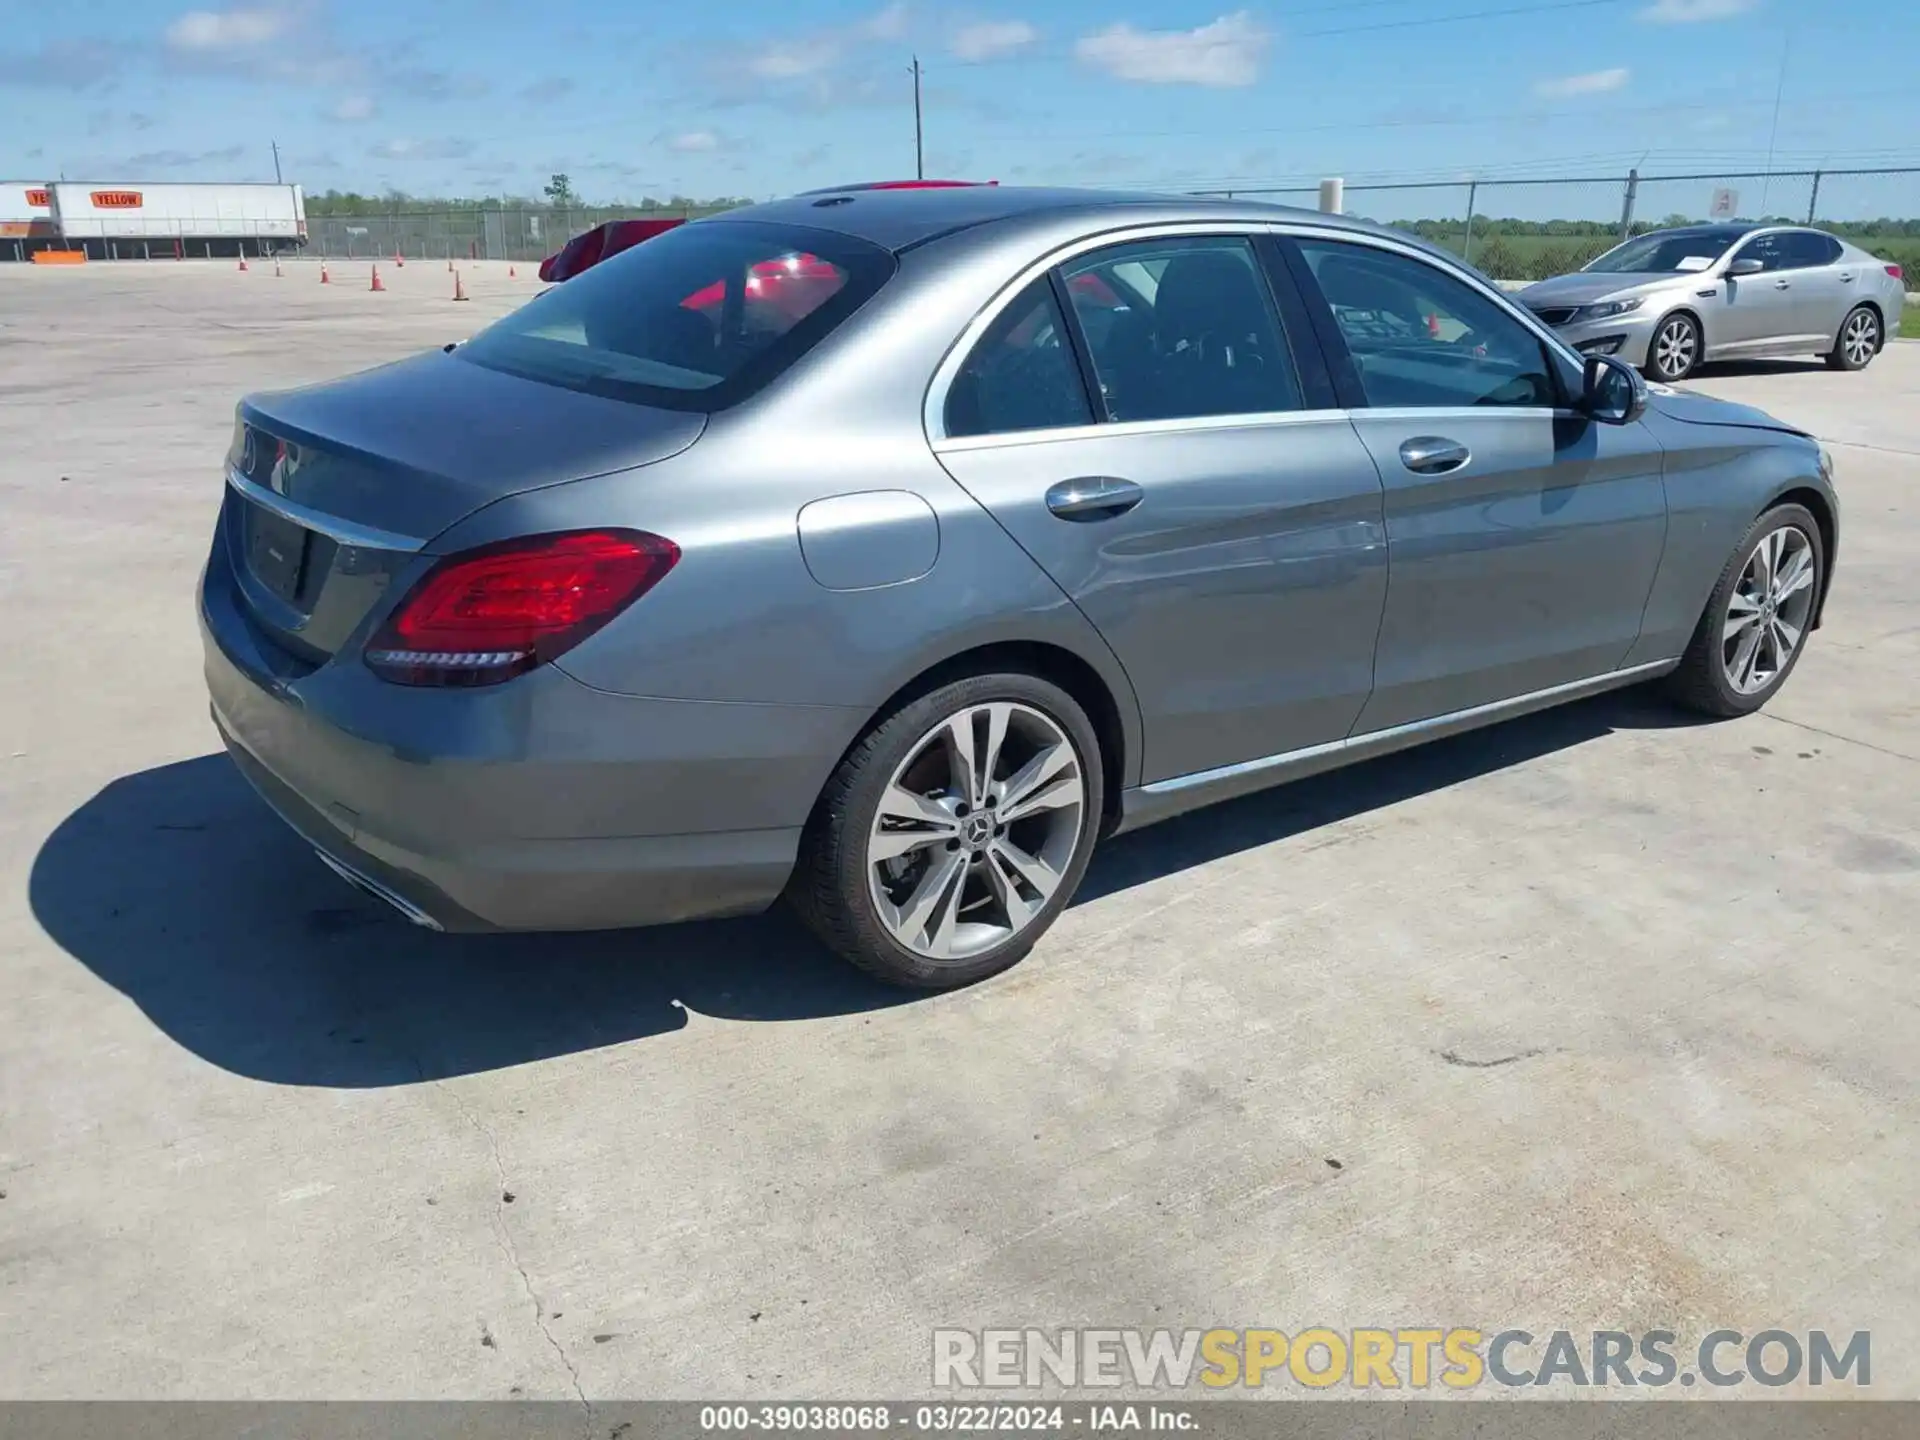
[932,404,1355,454]
[923,220,1296,445]
[225,466,428,554]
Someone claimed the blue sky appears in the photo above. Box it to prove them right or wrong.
[3,0,1918,216]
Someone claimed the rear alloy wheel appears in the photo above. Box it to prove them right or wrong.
[1646,313,1701,383]
[1666,504,1824,718]
[789,673,1103,989]
[1827,305,1880,371]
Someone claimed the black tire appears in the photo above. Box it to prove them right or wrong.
[1826,304,1881,371]
[1665,503,1824,718]
[787,672,1105,990]
[1644,311,1702,383]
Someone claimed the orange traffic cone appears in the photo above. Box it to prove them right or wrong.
[237,254,249,272]
[273,256,282,278]
[370,264,385,292]
[1426,312,1441,339]
[319,262,330,284]
[447,257,454,272]
[452,269,469,302]
[394,247,405,269]
[508,264,516,278]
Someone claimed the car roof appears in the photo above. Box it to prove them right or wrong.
[702,184,1408,254]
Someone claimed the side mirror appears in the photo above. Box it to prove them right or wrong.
[1728,257,1765,276]
[1583,353,1647,424]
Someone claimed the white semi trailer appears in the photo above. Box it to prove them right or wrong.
[46,182,307,258]
[0,182,56,258]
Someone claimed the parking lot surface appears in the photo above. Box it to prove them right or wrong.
[1,261,1915,1399]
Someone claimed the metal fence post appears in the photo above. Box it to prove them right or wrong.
[1462,180,1479,263]
[1806,169,1822,225]
[1618,168,1639,242]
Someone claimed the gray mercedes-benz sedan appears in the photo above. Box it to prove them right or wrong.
[1519,223,1905,382]
[202,186,1839,988]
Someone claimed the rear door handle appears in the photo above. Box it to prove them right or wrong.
[1045,476,1143,521]
[1839,272,1856,283]
[1398,437,1470,475]
[1774,280,1792,290]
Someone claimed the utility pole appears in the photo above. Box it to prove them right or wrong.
[271,140,283,185]
[909,56,924,180]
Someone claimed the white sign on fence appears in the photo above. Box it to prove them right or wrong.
[1709,187,1738,220]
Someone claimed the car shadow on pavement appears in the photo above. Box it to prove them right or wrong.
[29,688,1705,1089]
[1692,359,1830,379]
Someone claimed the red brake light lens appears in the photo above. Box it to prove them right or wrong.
[366,528,679,686]
[1886,264,1904,281]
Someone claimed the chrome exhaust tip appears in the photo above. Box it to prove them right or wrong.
[313,848,445,931]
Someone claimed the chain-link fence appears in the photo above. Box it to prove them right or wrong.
[303,204,741,263]
[1198,167,1920,283]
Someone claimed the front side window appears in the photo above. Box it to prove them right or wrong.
[457,220,893,410]
[1061,236,1302,422]
[1728,231,1829,274]
[1297,240,1560,410]
[944,278,1094,439]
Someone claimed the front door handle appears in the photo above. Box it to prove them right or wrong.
[1774,280,1792,290]
[1045,476,1143,521]
[1398,437,1470,475]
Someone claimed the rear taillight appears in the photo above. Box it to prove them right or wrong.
[365,528,679,686]
[1886,264,1904,281]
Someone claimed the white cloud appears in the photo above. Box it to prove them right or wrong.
[1074,11,1269,88]
[668,130,722,153]
[950,19,1038,62]
[748,36,842,79]
[1533,66,1630,98]
[164,7,290,52]
[1639,0,1757,21]
[330,93,375,121]
[369,136,475,161]
[860,2,910,41]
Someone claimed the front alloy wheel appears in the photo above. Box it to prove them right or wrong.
[1721,525,1818,695]
[1648,314,1700,382]
[1666,503,1824,718]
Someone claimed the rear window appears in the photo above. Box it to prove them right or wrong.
[456,220,894,410]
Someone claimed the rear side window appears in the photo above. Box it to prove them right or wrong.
[944,278,1095,438]
[1777,231,1841,268]
[1061,235,1302,422]
[457,220,894,410]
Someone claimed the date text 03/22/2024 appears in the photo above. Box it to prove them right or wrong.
[698,1404,1195,1431]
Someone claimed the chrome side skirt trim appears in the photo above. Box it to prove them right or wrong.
[313,848,445,931]
[1138,659,1678,802]
[226,467,428,554]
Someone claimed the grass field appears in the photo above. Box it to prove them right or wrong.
[1903,307,1920,340]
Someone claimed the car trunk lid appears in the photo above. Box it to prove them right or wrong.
[224,348,706,662]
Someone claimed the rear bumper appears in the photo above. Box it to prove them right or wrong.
[201,552,860,933]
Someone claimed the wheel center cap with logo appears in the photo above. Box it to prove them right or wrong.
[963,814,994,850]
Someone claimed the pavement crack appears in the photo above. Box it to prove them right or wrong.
[443,1084,591,1419]
[1757,712,1918,764]
[1438,1046,1549,1069]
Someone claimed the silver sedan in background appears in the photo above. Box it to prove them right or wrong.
[202,187,1839,990]
[1518,223,1905,382]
